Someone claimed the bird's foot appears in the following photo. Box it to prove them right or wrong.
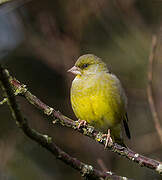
[77,119,87,129]
[102,129,113,148]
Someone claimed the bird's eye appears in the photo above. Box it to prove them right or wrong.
[82,64,89,68]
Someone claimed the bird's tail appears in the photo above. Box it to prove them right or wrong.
[123,113,131,139]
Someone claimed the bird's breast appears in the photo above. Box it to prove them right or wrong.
[70,73,125,130]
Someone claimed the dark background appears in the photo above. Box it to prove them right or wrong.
[0,0,162,179]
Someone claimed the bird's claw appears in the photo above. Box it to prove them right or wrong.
[77,119,87,129]
[102,129,113,148]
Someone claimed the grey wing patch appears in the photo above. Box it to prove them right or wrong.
[109,74,131,139]
[109,73,127,109]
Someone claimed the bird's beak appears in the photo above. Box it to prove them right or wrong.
[67,66,82,75]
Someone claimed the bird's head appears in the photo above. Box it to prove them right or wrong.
[68,54,108,76]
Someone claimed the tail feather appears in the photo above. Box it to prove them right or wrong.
[123,113,131,139]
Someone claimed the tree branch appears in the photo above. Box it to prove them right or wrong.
[0,69,162,176]
[0,65,131,180]
[147,35,162,144]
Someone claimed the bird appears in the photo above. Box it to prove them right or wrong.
[68,54,131,147]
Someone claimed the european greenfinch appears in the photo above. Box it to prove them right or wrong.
[68,54,130,146]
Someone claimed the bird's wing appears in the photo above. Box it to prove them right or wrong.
[104,73,131,139]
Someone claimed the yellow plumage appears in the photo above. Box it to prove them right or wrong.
[68,54,130,145]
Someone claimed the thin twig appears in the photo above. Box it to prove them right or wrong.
[1,73,162,175]
[0,65,131,180]
[147,35,162,144]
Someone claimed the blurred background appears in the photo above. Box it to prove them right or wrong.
[0,0,162,179]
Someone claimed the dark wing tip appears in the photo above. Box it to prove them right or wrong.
[123,114,131,139]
